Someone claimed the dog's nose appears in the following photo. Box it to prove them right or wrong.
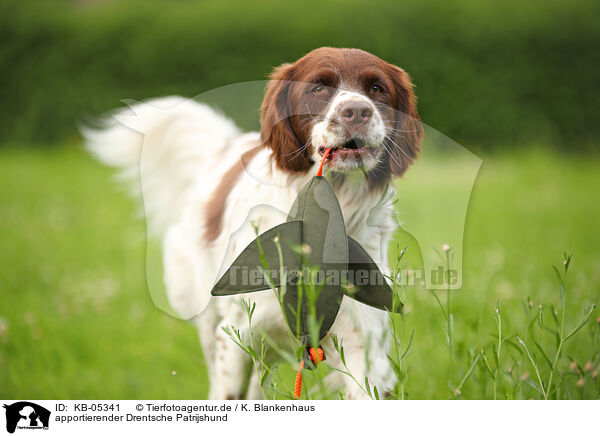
[339,101,373,127]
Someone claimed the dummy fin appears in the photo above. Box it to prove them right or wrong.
[344,236,403,313]
[211,220,303,296]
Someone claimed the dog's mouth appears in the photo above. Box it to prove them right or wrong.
[318,138,375,161]
[340,138,365,150]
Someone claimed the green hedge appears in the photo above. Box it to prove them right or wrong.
[1,0,598,151]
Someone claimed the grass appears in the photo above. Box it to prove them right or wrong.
[0,145,599,399]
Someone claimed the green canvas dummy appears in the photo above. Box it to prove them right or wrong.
[211,175,402,365]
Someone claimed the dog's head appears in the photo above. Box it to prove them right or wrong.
[260,47,423,184]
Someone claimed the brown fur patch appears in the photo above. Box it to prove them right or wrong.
[204,146,261,242]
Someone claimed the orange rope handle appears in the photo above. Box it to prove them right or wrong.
[309,347,324,364]
[293,347,324,399]
[293,361,304,399]
[316,147,332,177]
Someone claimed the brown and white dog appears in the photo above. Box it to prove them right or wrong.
[86,47,423,399]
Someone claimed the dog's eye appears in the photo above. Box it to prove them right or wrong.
[311,85,327,95]
[370,84,384,94]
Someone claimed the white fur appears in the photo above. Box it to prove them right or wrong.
[86,96,399,399]
[310,90,387,172]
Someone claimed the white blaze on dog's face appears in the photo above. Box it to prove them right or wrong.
[260,47,423,186]
[310,89,387,172]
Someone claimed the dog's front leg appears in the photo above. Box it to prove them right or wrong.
[208,300,253,400]
[324,299,396,399]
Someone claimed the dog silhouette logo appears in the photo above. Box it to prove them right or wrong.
[3,402,50,433]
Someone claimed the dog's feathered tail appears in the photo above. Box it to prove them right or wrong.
[83,96,240,235]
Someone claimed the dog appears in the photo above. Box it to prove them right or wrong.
[85,47,423,399]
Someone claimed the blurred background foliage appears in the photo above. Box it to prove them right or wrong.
[1,0,599,151]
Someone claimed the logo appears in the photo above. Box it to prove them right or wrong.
[3,402,50,434]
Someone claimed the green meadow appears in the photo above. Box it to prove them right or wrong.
[1,145,598,399]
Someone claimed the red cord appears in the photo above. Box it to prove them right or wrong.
[316,147,332,177]
[309,347,324,364]
[293,361,304,399]
[293,347,324,399]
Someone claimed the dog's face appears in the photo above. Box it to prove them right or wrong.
[260,47,423,184]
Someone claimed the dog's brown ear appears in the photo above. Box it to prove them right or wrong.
[387,65,424,177]
[260,63,311,172]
